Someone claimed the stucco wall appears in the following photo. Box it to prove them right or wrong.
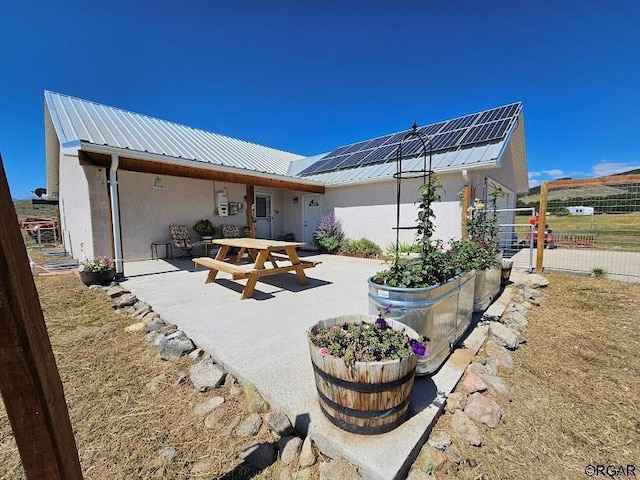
[117,173,254,260]
[58,152,107,260]
[323,172,468,250]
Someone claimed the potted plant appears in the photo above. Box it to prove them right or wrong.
[368,172,476,376]
[308,308,426,434]
[450,188,504,312]
[79,256,115,286]
[193,219,218,240]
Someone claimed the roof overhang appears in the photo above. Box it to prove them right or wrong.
[78,143,325,194]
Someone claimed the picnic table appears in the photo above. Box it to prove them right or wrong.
[192,238,319,299]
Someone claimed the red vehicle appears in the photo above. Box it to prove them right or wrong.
[18,217,58,239]
[520,214,556,249]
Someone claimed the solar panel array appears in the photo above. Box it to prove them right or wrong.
[299,102,521,176]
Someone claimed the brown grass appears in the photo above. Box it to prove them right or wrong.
[0,273,301,479]
[1,268,639,479]
[433,273,640,479]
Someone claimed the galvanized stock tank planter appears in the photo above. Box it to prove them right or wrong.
[308,315,421,435]
[368,270,476,375]
[473,264,502,312]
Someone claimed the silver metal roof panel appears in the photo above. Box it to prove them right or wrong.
[45,91,303,175]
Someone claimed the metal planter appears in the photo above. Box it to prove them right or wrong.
[368,270,476,375]
[473,265,502,312]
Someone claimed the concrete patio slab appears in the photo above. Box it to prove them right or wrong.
[122,254,489,480]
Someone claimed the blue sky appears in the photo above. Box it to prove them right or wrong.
[1,1,639,198]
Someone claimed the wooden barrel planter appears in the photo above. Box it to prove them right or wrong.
[308,314,419,435]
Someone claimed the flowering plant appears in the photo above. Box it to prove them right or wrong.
[313,213,345,253]
[309,308,427,365]
[79,256,114,273]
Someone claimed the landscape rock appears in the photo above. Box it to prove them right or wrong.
[484,340,515,375]
[220,414,241,436]
[319,457,361,480]
[451,410,482,446]
[144,318,166,333]
[464,392,503,428]
[142,311,160,322]
[189,358,226,392]
[145,373,167,392]
[204,408,225,429]
[407,470,435,480]
[175,371,189,387]
[299,436,316,468]
[519,273,549,288]
[157,446,176,462]
[240,442,277,469]
[107,285,128,298]
[445,392,467,413]
[444,444,461,464]
[414,444,446,474]
[159,331,195,360]
[112,293,137,309]
[243,383,269,413]
[189,459,212,476]
[124,321,146,333]
[478,374,511,402]
[265,409,294,436]
[224,373,237,388]
[88,284,104,291]
[507,310,529,332]
[133,307,152,320]
[489,322,520,350]
[466,362,497,377]
[292,468,312,480]
[193,396,225,416]
[427,431,451,450]
[188,348,205,360]
[236,412,263,437]
[461,372,487,394]
[279,436,302,465]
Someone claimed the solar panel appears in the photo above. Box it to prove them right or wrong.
[359,144,398,165]
[298,102,522,177]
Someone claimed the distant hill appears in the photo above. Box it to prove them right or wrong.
[12,199,57,220]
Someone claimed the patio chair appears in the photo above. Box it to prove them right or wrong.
[169,225,202,257]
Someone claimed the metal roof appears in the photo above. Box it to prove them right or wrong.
[44,91,303,176]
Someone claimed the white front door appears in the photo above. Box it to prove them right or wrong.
[302,194,322,248]
[255,193,272,239]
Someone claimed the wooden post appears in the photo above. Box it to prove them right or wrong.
[535,181,549,273]
[245,184,255,238]
[0,156,83,480]
[461,184,471,237]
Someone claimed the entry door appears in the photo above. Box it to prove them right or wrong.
[303,194,322,248]
[255,193,272,239]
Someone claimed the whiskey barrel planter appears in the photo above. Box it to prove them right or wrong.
[308,315,419,435]
[79,268,115,286]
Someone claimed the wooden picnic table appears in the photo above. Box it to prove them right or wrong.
[192,238,319,299]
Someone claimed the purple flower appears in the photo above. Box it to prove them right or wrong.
[375,317,388,329]
[411,341,426,357]
[319,347,328,357]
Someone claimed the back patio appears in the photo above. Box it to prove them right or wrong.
[122,254,493,480]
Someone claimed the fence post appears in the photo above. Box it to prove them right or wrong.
[461,184,471,237]
[536,181,549,272]
[0,156,83,479]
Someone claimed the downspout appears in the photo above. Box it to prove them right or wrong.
[109,153,124,279]
[461,169,471,238]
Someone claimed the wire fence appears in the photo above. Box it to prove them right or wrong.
[521,174,640,282]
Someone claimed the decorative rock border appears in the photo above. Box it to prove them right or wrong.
[407,273,550,478]
[87,282,363,479]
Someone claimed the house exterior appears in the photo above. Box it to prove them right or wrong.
[44,91,528,275]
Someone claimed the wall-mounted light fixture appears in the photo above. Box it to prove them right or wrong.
[153,176,164,189]
[293,196,299,204]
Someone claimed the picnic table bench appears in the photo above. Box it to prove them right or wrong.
[193,238,320,299]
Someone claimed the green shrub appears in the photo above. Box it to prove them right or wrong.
[341,237,382,256]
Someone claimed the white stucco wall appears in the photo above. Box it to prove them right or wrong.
[322,172,468,250]
[58,152,110,260]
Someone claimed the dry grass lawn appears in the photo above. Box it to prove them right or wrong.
[1,265,639,479]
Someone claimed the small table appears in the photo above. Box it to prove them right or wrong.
[201,240,219,257]
[192,238,319,299]
[151,241,173,260]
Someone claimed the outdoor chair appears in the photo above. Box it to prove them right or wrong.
[169,225,202,257]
